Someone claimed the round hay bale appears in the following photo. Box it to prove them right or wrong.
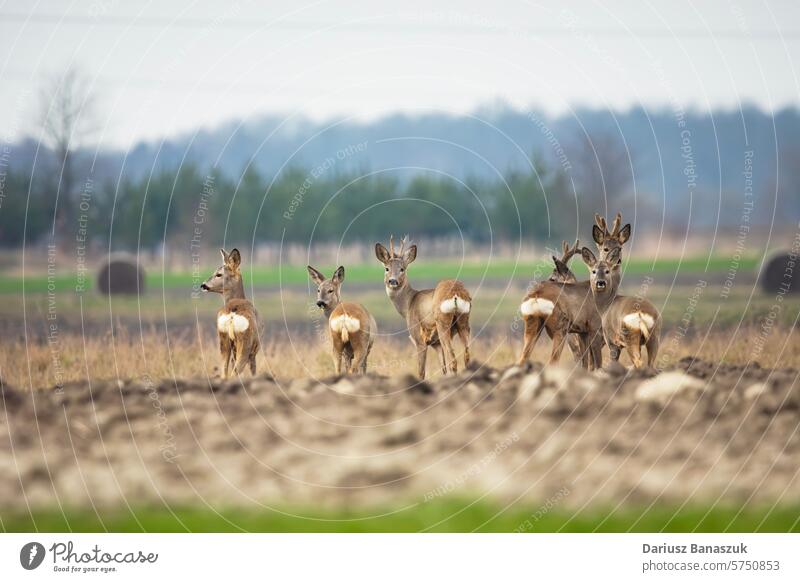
[97,255,145,295]
[761,252,799,295]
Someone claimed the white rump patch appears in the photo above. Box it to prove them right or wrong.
[622,312,655,330]
[330,314,361,333]
[440,296,471,314]
[520,297,554,317]
[330,314,361,342]
[217,313,250,339]
[622,312,655,338]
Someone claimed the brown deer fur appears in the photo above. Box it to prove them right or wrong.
[308,265,376,375]
[583,247,661,368]
[375,236,472,378]
[592,212,631,261]
[201,248,260,378]
[525,240,594,367]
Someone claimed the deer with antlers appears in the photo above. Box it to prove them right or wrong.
[518,242,605,370]
[517,212,633,369]
[522,239,593,367]
[201,248,260,378]
[592,212,631,261]
[582,246,661,368]
[375,236,472,378]
[308,265,377,375]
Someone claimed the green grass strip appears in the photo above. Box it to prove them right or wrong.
[3,499,796,533]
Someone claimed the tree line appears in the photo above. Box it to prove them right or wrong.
[1,157,598,250]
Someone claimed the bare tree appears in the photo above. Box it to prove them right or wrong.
[38,67,98,239]
[567,129,635,233]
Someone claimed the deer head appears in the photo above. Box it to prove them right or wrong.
[548,239,581,283]
[307,265,344,312]
[375,235,416,291]
[581,245,621,295]
[201,248,243,296]
[592,213,631,261]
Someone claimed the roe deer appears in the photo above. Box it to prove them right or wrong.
[582,247,661,368]
[592,212,631,261]
[526,240,593,367]
[517,246,622,370]
[375,236,472,378]
[308,265,377,375]
[201,248,260,378]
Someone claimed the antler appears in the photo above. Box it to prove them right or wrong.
[398,235,408,257]
[595,212,624,239]
[594,213,608,236]
[560,239,581,263]
[389,234,395,257]
[609,213,622,237]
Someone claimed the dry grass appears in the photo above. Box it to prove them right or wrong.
[1,323,797,391]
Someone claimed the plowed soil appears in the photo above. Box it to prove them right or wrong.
[2,359,799,511]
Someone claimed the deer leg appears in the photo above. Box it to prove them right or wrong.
[332,344,343,375]
[234,339,252,375]
[362,336,374,374]
[625,333,644,369]
[219,335,232,379]
[589,332,604,370]
[342,347,354,374]
[548,328,569,366]
[571,333,589,369]
[432,343,446,375]
[517,316,544,366]
[568,333,586,367]
[348,336,366,375]
[456,316,471,368]
[436,319,458,374]
[415,343,428,379]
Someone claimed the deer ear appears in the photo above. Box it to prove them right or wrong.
[553,258,571,278]
[375,243,390,264]
[307,265,325,285]
[404,245,417,265]
[592,224,604,245]
[608,246,622,264]
[581,247,597,267]
[228,248,241,268]
[219,248,228,262]
[333,266,345,284]
[618,224,631,244]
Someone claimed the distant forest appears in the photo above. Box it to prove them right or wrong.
[2,105,799,249]
[0,160,565,249]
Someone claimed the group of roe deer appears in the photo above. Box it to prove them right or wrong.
[201,212,660,380]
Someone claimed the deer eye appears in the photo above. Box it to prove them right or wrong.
[592,270,596,274]
[216,273,222,278]
[400,268,405,272]
[328,289,333,294]
[385,267,389,272]
[604,270,609,275]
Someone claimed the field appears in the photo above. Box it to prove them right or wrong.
[1,254,800,532]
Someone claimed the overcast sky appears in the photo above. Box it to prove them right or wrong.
[2,0,799,148]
